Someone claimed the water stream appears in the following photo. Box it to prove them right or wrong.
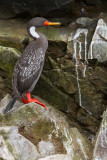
[73,29,91,114]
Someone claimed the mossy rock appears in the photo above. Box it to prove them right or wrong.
[0,46,20,79]
[0,95,92,160]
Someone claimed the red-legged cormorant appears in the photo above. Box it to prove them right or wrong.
[3,17,61,114]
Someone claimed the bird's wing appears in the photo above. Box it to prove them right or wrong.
[13,47,45,95]
[12,64,20,97]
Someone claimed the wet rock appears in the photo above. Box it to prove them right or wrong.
[88,19,107,62]
[64,26,106,132]
[67,28,92,60]
[75,79,106,118]
[93,109,107,160]
[0,94,92,160]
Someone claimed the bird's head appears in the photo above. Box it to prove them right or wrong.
[27,17,61,28]
[27,17,61,39]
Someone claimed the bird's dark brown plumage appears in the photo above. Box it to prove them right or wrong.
[12,34,48,97]
[3,17,61,114]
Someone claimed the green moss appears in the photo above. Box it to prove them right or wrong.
[47,27,59,41]
[32,120,55,138]
[0,158,6,160]
[0,129,16,155]
[0,130,9,140]
[19,119,55,145]
[6,142,14,154]
[0,104,40,127]
[38,27,60,41]
[0,46,20,80]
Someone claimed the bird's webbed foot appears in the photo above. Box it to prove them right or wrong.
[22,93,47,110]
[22,97,29,104]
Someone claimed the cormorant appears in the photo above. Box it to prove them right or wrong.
[3,17,61,114]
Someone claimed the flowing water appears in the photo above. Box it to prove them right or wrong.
[73,29,92,114]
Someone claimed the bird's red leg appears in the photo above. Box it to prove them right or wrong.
[23,92,47,110]
[26,93,39,102]
[22,97,29,104]
[22,93,38,104]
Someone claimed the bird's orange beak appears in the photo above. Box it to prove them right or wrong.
[44,21,61,26]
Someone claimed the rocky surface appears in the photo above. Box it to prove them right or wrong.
[0,0,74,19]
[0,126,39,160]
[0,16,107,135]
[93,109,107,160]
[0,94,92,160]
[0,3,107,159]
[88,19,107,62]
[0,46,20,79]
[85,0,102,5]
[0,0,107,20]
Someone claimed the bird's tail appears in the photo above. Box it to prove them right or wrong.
[3,97,17,114]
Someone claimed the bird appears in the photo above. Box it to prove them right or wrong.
[3,17,61,114]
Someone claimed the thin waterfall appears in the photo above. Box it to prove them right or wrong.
[73,40,82,107]
[73,29,91,114]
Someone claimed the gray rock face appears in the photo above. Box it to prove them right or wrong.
[0,126,40,160]
[38,141,56,157]
[0,134,14,160]
[0,94,92,160]
[76,17,93,27]
[38,154,72,160]
[93,109,107,160]
[88,19,107,62]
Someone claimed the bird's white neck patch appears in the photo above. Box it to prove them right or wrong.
[29,26,40,38]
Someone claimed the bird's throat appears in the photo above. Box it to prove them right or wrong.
[29,26,40,39]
